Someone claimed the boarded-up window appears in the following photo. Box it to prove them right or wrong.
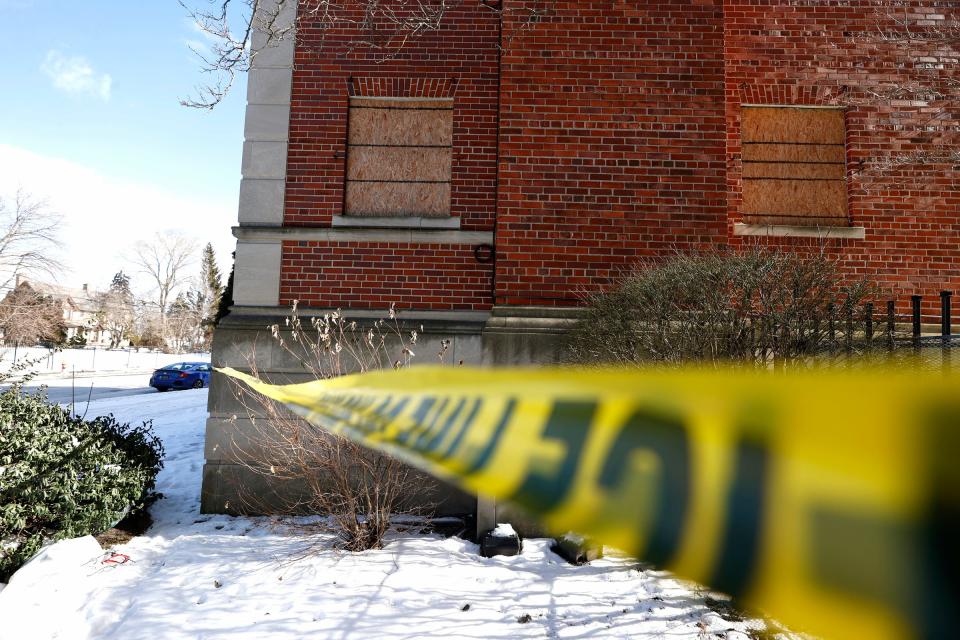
[741,106,848,226]
[344,97,453,217]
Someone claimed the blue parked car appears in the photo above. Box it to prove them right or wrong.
[149,362,212,391]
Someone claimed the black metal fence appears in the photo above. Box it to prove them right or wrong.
[824,290,955,349]
[752,290,957,371]
[836,290,957,373]
[906,290,954,344]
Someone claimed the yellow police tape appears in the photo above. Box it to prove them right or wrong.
[218,365,958,640]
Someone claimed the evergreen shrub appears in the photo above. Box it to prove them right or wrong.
[0,388,163,580]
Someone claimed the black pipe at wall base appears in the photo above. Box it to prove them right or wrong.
[911,295,923,342]
[886,301,895,348]
[940,291,952,337]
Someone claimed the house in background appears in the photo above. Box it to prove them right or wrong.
[15,277,114,347]
[203,1,959,516]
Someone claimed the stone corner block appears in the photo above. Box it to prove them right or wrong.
[244,104,291,142]
[247,66,293,105]
[238,178,286,226]
[233,241,282,306]
[242,141,288,180]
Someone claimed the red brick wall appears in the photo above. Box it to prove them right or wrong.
[285,2,500,230]
[494,0,728,306]
[279,1,958,321]
[280,241,493,310]
[280,1,500,311]
[724,0,960,319]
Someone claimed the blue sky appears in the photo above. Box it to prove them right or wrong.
[0,0,248,291]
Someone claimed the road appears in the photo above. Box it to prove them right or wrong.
[9,372,159,405]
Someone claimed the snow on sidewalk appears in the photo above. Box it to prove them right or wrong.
[0,388,776,640]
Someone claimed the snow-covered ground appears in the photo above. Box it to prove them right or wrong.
[0,346,208,378]
[0,383,780,639]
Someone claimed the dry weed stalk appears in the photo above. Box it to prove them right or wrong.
[228,302,444,551]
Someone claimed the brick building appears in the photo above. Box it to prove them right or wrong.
[202,0,959,513]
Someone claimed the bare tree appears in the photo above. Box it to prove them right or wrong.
[0,190,63,292]
[180,0,549,109]
[0,282,64,348]
[167,290,206,353]
[94,271,136,349]
[131,299,165,350]
[130,232,198,343]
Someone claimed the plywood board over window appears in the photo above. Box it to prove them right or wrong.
[741,106,849,227]
[345,97,453,218]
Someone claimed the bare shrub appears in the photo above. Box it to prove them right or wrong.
[230,303,441,551]
[564,249,879,368]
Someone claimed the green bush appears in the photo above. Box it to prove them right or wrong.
[0,388,163,580]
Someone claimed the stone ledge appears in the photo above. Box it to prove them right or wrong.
[485,305,584,334]
[733,223,866,239]
[490,305,585,320]
[484,316,580,335]
[218,306,491,339]
[233,225,493,245]
[331,215,461,230]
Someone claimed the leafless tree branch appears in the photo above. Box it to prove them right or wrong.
[181,0,549,109]
[838,2,959,178]
[0,190,63,293]
[129,232,198,344]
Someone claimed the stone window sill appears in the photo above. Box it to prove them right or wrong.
[733,223,865,239]
[331,215,461,230]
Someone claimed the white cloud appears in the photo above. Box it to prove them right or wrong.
[0,144,237,295]
[188,18,224,44]
[183,19,224,62]
[185,39,210,54]
[41,50,112,101]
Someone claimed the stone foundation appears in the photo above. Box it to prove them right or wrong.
[200,304,579,534]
